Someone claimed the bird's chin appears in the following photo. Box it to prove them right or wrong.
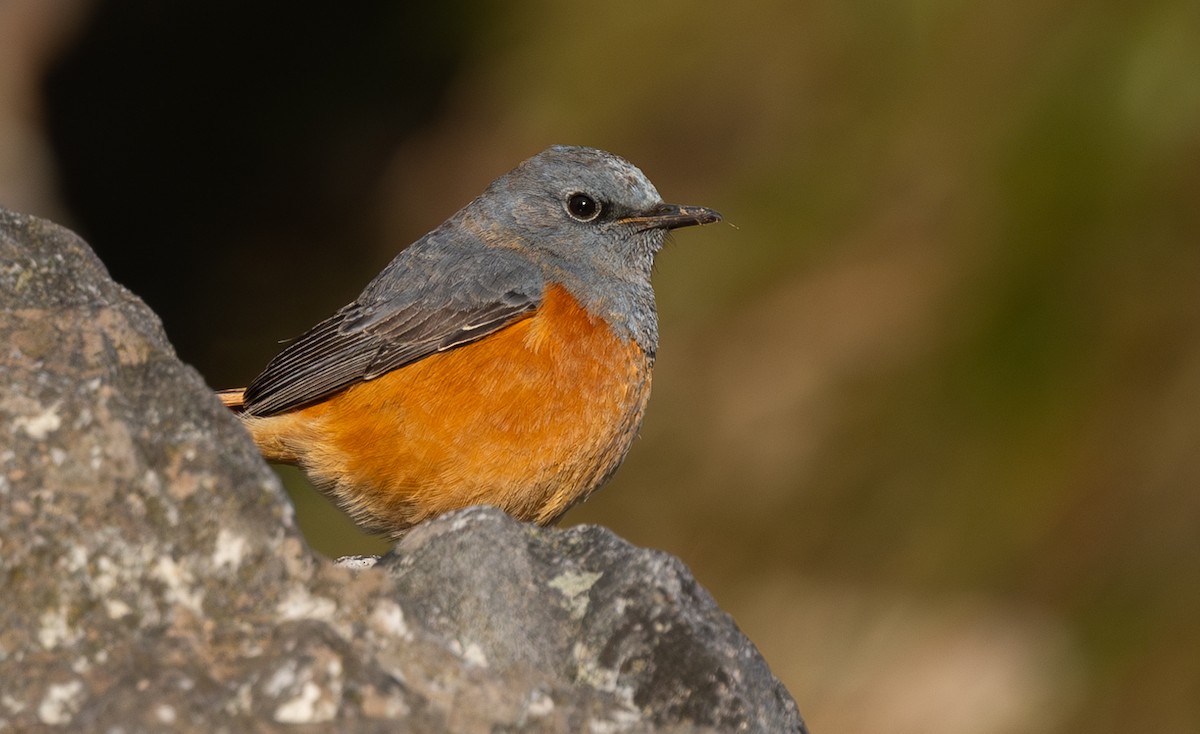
[635,229,670,262]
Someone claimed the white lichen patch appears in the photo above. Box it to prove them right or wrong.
[36,680,83,725]
[525,689,555,717]
[89,548,152,622]
[587,708,643,734]
[263,660,300,697]
[14,402,62,441]
[572,641,635,708]
[274,681,337,724]
[104,598,132,620]
[211,528,249,571]
[224,682,253,717]
[448,639,489,669]
[276,587,338,622]
[151,556,204,613]
[65,544,89,573]
[332,554,379,570]
[92,555,122,595]
[548,570,603,620]
[572,642,619,692]
[367,600,411,641]
[38,605,82,649]
[266,657,343,724]
[448,510,481,532]
[154,703,177,724]
[2,693,28,716]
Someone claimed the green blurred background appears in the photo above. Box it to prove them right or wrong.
[3,1,1198,731]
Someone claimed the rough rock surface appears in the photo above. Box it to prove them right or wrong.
[0,208,806,733]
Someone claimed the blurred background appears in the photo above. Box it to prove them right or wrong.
[3,1,1198,731]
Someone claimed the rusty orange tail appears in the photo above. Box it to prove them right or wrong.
[217,388,248,412]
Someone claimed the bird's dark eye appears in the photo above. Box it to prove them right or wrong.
[566,192,601,222]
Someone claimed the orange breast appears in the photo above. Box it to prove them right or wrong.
[245,285,653,536]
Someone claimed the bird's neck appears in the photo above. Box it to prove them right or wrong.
[549,270,658,359]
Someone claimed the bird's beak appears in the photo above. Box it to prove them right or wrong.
[619,203,722,231]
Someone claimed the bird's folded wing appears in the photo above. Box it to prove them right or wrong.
[241,247,543,417]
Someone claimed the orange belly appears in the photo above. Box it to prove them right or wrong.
[243,285,653,536]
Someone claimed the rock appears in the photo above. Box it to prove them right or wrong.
[0,208,806,733]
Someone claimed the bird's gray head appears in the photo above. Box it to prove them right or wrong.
[468,145,721,351]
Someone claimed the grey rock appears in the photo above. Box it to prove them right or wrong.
[0,208,806,733]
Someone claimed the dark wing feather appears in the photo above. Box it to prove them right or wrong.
[241,243,543,417]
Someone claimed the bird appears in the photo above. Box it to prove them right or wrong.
[218,145,721,538]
